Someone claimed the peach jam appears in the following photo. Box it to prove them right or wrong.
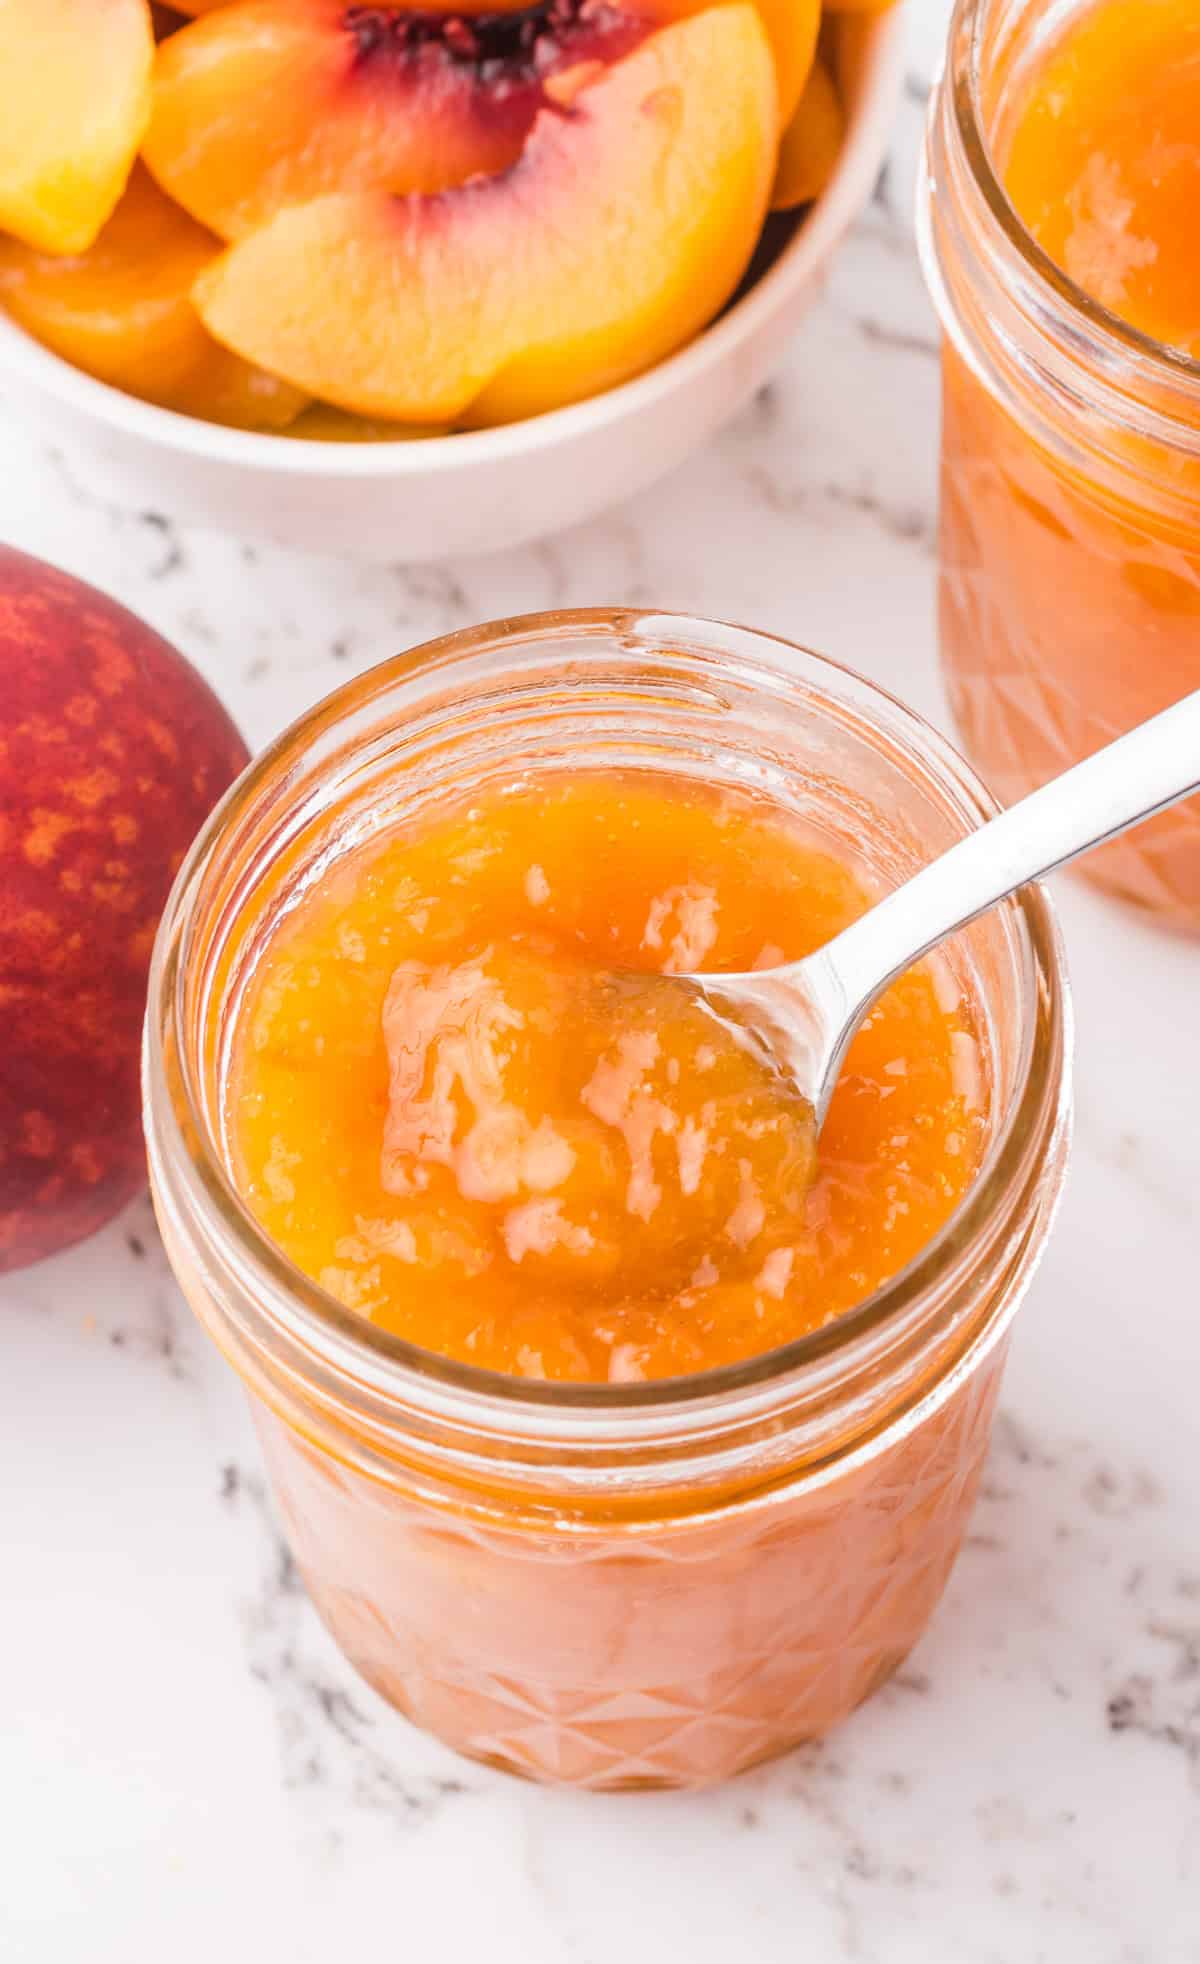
[228,771,985,1383]
[145,616,1071,1788]
[924,0,1200,930]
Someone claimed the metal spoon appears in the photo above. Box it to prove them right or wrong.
[679,688,1200,1127]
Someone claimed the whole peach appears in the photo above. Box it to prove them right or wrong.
[0,547,248,1272]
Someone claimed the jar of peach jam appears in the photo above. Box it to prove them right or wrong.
[144,612,1070,1790]
[922,0,1200,931]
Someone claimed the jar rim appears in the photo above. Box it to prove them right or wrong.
[145,608,1071,1433]
[941,0,1200,397]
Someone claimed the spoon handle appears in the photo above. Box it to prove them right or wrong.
[817,687,1200,1022]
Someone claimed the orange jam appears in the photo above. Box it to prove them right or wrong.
[935,0,1200,928]
[229,771,985,1382]
[1002,0,1200,352]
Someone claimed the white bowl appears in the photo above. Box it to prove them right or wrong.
[0,11,905,562]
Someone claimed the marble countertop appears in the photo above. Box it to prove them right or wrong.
[3,5,1198,1958]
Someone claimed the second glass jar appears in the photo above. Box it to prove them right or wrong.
[921,0,1200,933]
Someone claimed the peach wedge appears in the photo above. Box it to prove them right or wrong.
[0,0,154,253]
[771,56,845,210]
[745,0,820,122]
[0,166,307,429]
[143,0,649,241]
[142,0,818,247]
[286,404,451,441]
[646,0,818,123]
[160,0,818,123]
[195,5,777,427]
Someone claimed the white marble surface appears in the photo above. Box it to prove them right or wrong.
[3,6,1199,1958]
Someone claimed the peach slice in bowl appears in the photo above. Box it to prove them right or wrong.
[0,4,906,561]
[0,0,153,254]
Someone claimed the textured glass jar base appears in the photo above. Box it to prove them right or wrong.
[938,355,1200,935]
[252,1344,1007,1792]
[326,1640,911,1792]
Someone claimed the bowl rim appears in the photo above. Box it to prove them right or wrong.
[0,6,907,477]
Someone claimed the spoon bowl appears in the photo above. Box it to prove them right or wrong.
[672,687,1200,1127]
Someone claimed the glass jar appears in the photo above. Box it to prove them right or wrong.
[143,610,1071,1791]
[921,0,1200,932]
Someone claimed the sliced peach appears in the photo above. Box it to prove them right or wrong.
[147,0,814,245]
[143,1,650,240]
[168,0,818,117]
[0,0,153,254]
[771,56,845,209]
[287,404,451,441]
[0,166,306,430]
[645,0,819,124]
[171,0,637,14]
[195,6,776,427]
[751,0,821,121]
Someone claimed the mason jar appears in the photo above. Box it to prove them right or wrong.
[143,610,1071,1790]
[921,0,1200,932]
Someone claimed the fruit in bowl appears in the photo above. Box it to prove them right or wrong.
[0,547,248,1273]
[0,0,893,437]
